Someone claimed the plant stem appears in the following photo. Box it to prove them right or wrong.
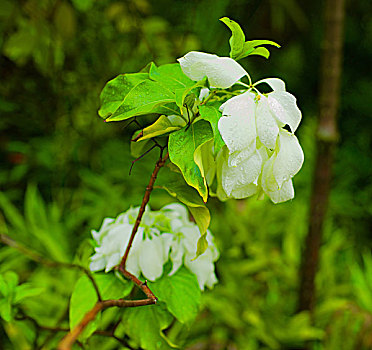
[297,0,345,315]
[119,151,169,270]
[57,297,155,350]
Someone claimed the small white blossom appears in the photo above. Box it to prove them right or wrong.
[163,203,219,290]
[178,51,247,89]
[90,204,219,290]
[217,78,304,203]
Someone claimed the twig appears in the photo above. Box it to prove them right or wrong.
[129,143,158,175]
[119,151,169,270]
[57,298,155,350]
[58,151,169,349]
[0,234,102,301]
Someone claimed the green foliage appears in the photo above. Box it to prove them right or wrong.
[220,17,280,60]
[148,267,201,325]
[0,272,43,322]
[199,104,225,156]
[157,165,210,235]
[1,1,372,349]
[122,303,175,350]
[168,121,213,202]
[69,273,132,340]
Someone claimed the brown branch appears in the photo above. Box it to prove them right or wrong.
[298,0,345,316]
[120,151,169,270]
[58,152,169,350]
[0,234,102,301]
[57,298,155,350]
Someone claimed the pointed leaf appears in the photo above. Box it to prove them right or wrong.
[247,47,270,59]
[150,63,195,91]
[199,104,225,155]
[138,115,186,141]
[168,121,213,201]
[158,166,210,234]
[236,39,280,61]
[122,303,175,350]
[220,17,245,60]
[98,73,149,119]
[148,267,201,324]
[105,79,176,122]
[195,233,208,258]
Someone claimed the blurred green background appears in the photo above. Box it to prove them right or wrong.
[1,0,372,349]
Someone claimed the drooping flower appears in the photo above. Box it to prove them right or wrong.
[217,78,304,203]
[178,51,247,89]
[90,208,171,281]
[162,203,219,290]
[90,204,219,290]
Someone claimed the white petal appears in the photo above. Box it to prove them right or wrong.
[231,183,258,199]
[261,153,277,193]
[181,227,199,255]
[138,237,165,281]
[218,92,256,154]
[169,240,185,276]
[162,203,188,220]
[185,251,215,291]
[216,147,229,201]
[273,130,304,187]
[268,91,301,132]
[105,252,121,272]
[256,97,279,150]
[267,178,294,204]
[255,78,286,91]
[222,151,262,197]
[178,51,247,88]
[89,256,106,272]
[126,253,140,278]
[199,87,210,101]
[91,230,101,244]
[228,144,256,167]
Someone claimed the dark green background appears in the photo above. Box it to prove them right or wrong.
[1,0,372,349]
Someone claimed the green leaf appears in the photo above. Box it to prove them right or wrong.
[0,298,12,322]
[175,78,207,109]
[220,17,245,60]
[130,131,153,158]
[137,115,186,141]
[148,267,201,324]
[13,284,44,304]
[150,63,194,91]
[25,184,68,261]
[69,273,132,340]
[220,16,280,61]
[158,166,211,234]
[3,28,36,62]
[168,120,213,202]
[98,73,149,120]
[236,40,281,61]
[199,105,225,156]
[13,286,41,305]
[105,80,176,122]
[196,233,208,258]
[122,303,175,350]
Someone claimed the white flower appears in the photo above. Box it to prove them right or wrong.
[162,203,219,290]
[178,51,247,89]
[90,204,219,290]
[90,207,171,281]
[217,78,304,203]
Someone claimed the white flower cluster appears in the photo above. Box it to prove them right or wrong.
[90,203,219,290]
[178,51,304,203]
